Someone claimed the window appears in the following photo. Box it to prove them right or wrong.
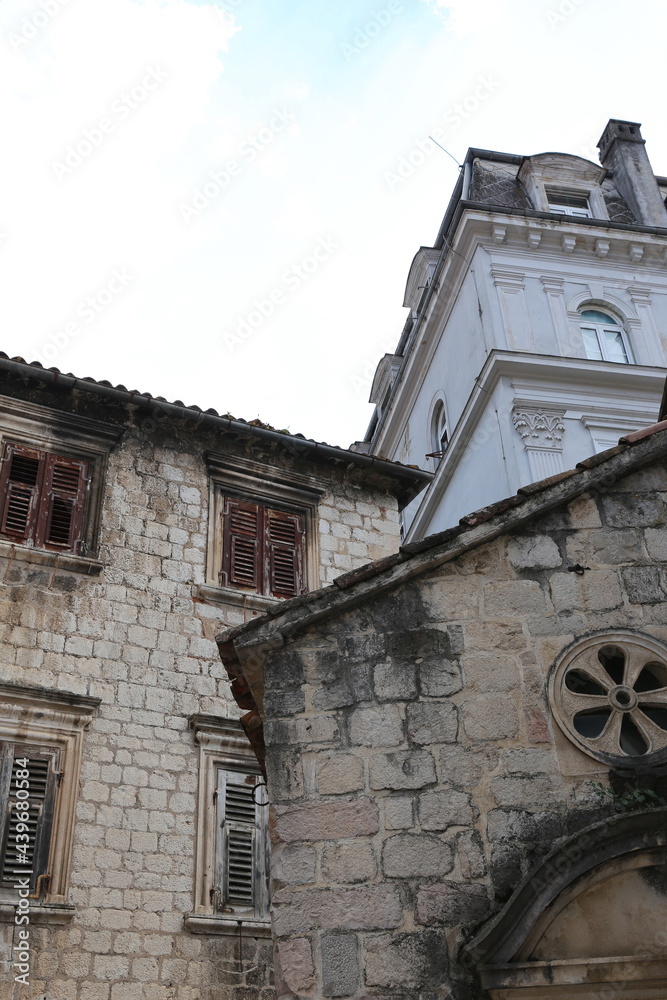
[0,444,88,553]
[220,497,305,599]
[579,310,632,364]
[187,716,270,936]
[427,400,449,462]
[546,188,592,218]
[0,683,99,913]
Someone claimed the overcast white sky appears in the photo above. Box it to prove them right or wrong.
[1,0,665,448]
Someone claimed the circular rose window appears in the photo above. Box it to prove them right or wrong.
[549,632,667,764]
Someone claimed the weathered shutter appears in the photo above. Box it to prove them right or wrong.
[39,454,88,552]
[0,746,57,894]
[265,509,304,598]
[215,769,269,918]
[0,446,43,542]
[221,499,262,591]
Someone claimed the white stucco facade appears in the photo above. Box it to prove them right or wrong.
[360,120,667,540]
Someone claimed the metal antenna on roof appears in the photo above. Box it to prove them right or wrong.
[428,136,463,169]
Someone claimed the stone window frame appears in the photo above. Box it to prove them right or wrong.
[185,715,271,938]
[0,682,100,923]
[0,397,123,574]
[578,307,634,365]
[201,451,323,612]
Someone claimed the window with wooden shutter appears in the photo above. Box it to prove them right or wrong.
[214,768,269,920]
[0,445,88,553]
[220,497,305,599]
[0,744,58,896]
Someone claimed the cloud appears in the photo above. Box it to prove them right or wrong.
[420,0,508,34]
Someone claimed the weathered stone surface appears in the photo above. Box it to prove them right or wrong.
[507,536,561,570]
[457,829,486,878]
[373,661,417,701]
[382,834,453,877]
[621,565,665,604]
[504,748,554,774]
[567,495,602,528]
[369,751,436,790]
[271,885,403,935]
[272,843,317,886]
[406,702,458,745]
[418,659,463,697]
[418,788,473,830]
[490,775,558,809]
[321,935,360,997]
[567,528,645,566]
[461,694,519,740]
[549,570,623,612]
[276,937,316,996]
[321,841,377,883]
[296,715,340,745]
[420,578,480,619]
[348,704,404,747]
[464,620,525,651]
[486,808,561,847]
[315,754,365,795]
[274,798,379,843]
[484,580,548,615]
[364,931,446,988]
[461,653,519,692]
[415,881,489,926]
[645,528,667,561]
[383,795,414,830]
[439,745,490,788]
[602,494,666,528]
[311,656,373,711]
[266,747,305,802]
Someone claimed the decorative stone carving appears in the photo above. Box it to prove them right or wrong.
[595,239,610,258]
[561,235,576,254]
[512,409,565,447]
[549,631,667,765]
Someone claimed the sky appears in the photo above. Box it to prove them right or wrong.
[1,0,666,448]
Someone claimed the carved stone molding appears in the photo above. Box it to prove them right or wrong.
[512,408,566,449]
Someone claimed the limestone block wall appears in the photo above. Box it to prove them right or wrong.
[0,381,404,1000]
[260,460,667,999]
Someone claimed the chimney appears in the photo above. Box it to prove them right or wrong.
[597,120,667,228]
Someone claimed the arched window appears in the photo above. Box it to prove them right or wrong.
[579,309,632,363]
[428,400,448,461]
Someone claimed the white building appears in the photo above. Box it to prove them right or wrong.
[358,119,667,540]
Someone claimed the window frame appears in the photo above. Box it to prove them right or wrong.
[204,452,322,608]
[545,187,592,218]
[0,398,122,570]
[187,715,271,937]
[579,309,633,364]
[0,683,100,918]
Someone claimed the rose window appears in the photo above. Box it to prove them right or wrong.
[550,632,667,763]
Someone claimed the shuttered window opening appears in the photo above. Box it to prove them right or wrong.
[220,497,305,599]
[0,745,57,895]
[214,768,269,920]
[0,445,88,553]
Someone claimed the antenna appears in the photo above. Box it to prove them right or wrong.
[428,135,462,169]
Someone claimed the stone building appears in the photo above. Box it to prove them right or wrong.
[358,118,667,540]
[0,354,428,1000]
[220,418,667,1000]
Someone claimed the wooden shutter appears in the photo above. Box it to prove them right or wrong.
[0,745,57,894]
[39,454,88,551]
[0,446,43,542]
[221,499,262,591]
[214,769,269,918]
[265,509,304,598]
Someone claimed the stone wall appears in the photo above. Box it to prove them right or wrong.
[0,379,404,1000]
[260,460,667,999]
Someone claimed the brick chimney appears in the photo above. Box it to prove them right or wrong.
[597,119,667,228]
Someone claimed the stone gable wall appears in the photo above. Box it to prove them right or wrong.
[0,388,401,1000]
[261,460,667,999]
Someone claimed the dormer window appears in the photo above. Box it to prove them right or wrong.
[580,309,632,364]
[546,188,591,218]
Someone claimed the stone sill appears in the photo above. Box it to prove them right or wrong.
[195,584,282,615]
[184,913,271,937]
[0,540,103,576]
[0,902,75,924]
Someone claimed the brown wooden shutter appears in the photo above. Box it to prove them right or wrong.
[265,508,304,598]
[221,499,262,590]
[39,455,88,551]
[0,446,43,542]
